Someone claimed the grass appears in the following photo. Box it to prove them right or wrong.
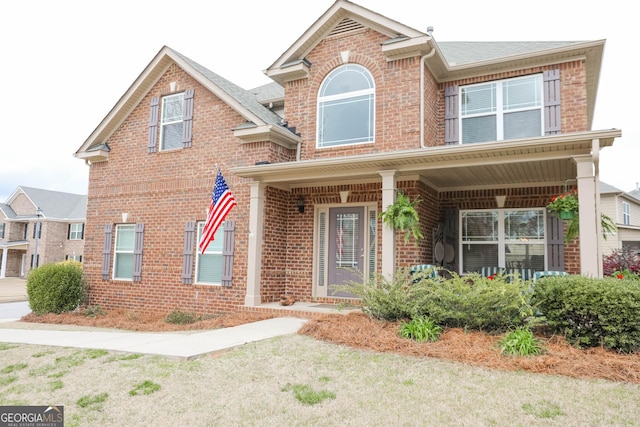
[76,392,108,409]
[0,335,638,425]
[129,380,161,396]
[281,383,336,405]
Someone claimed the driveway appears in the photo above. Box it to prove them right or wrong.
[0,277,30,321]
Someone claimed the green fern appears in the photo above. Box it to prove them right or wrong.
[379,192,424,245]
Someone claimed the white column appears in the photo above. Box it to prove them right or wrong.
[0,248,7,278]
[379,170,397,279]
[245,181,265,306]
[574,154,600,278]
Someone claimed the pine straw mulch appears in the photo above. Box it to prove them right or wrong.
[20,310,276,332]
[20,309,639,385]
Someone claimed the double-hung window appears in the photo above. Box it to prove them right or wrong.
[195,222,224,284]
[460,209,545,273]
[160,93,184,150]
[460,74,543,144]
[317,64,375,148]
[113,224,135,280]
[0,223,4,239]
[69,223,84,240]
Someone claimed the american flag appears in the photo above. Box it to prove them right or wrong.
[198,170,236,254]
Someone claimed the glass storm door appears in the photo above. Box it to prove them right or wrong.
[328,207,364,297]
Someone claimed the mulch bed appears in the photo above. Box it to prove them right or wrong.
[298,312,640,385]
[20,309,639,384]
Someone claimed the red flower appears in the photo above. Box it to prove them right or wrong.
[616,273,624,279]
[488,275,495,280]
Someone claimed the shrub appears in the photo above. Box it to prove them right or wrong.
[27,261,85,315]
[533,275,640,352]
[331,267,426,321]
[412,272,534,332]
[498,327,544,356]
[164,309,201,325]
[399,316,442,342]
[603,247,640,277]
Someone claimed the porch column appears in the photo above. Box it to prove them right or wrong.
[0,248,6,278]
[245,181,265,306]
[574,154,600,278]
[379,170,397,278]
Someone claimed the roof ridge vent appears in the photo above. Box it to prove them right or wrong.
[328,17,364,37]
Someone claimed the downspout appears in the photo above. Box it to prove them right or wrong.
[420,44,436,148]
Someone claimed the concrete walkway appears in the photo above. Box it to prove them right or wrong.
[0,277,312,359]
[0,316,307,360]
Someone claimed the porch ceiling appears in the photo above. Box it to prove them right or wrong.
[232,130,621,192]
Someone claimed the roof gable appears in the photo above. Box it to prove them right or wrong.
[265,0,433,84]
[5,186,86,220]
[75,46,290,160]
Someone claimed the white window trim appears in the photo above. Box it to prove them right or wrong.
[459,208,546,273]
[159,92,184,151]
[113,224,135,281]
[459,74,544,144]
[316,64,375,149]
[69,223,83,240]
[195,221,224,286]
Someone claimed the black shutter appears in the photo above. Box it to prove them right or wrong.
[81,223,85,240]
[182,89,194,148]
[182,221,196,284]
[546,211,564,271]
[67,224,71,239]
[101,224,113,280]
[133,223,144,282]
[444,85,459,145]
[221,221,235,287]
[543,69,561,135]
[148,96,160,153]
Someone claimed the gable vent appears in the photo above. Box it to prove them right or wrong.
[328,18,365,37]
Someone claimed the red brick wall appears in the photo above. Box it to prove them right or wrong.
[82,29,590,314]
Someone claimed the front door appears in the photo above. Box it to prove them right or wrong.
[328,207,364,297]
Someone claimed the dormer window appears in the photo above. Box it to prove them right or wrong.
[460,74,543,144]
[317,64,375,148]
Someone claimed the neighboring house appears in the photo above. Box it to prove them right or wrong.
[74,0,621,314]
[600,182,640,255]
[0,186,87,278]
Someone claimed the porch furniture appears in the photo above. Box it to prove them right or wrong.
[409,264,438,283]
[479,266,535,281]
[534,271,569,281]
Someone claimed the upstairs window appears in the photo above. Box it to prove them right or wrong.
[69,223,84,240]
[0,223,4,239]
[460,74,543,144]
[317,64,375,148]
[160,93,185,150]
[623,201,631,225]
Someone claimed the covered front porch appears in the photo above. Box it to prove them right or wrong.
[232,129,620,307]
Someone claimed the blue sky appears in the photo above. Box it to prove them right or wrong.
[1,0,636,202]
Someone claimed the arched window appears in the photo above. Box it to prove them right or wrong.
[317,64,375,148]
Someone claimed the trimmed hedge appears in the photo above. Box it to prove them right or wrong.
[533,275,640,352]
[27,260,86,315]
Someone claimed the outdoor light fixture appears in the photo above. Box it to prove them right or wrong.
[296,195,305,213]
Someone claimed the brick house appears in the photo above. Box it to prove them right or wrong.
[0,186,86,278]
[74,0,620,314]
